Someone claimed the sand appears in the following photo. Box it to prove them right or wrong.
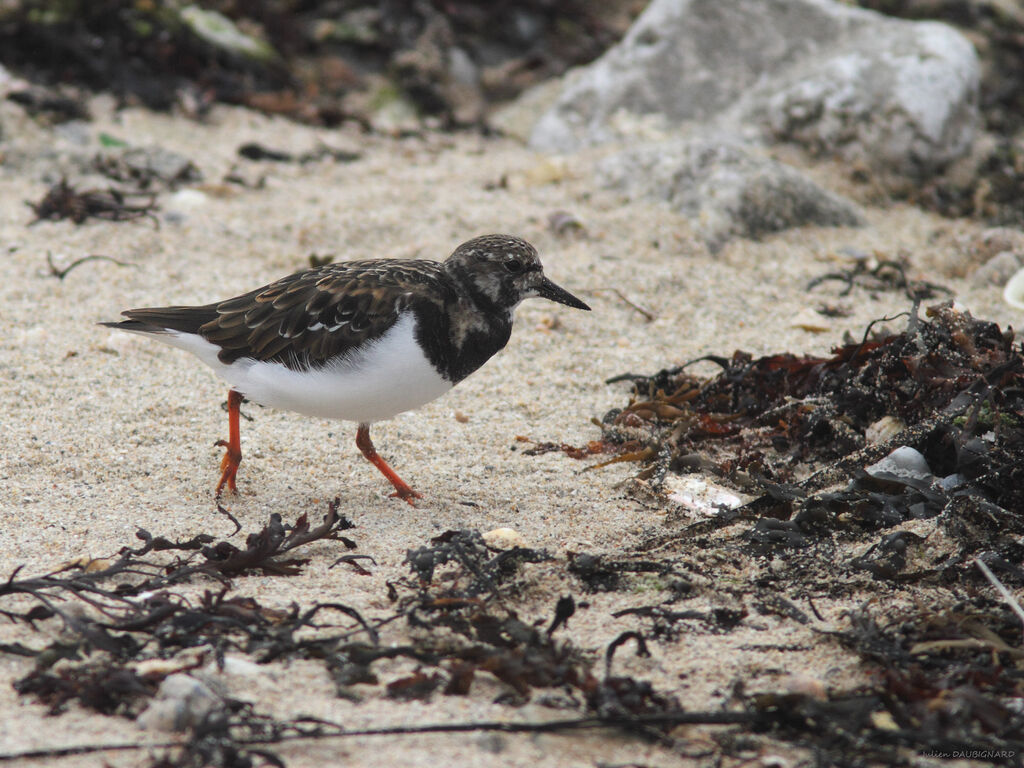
[0,94,1016,766]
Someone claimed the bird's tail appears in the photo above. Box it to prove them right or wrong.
[100,305,218,335]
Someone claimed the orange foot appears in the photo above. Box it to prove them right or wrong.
[389,486,424,505]
[356,423,422,506]
[215,390,244,497]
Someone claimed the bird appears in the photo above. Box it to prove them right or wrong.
[102,234,590,502]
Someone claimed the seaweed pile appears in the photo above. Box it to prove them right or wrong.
[0,511,739,766]
[599,302,1023,534]
[2,496,1023,764]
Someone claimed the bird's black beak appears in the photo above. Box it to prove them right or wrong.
[535,276,591,310]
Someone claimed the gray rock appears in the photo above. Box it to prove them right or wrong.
[865,446,933,491]
[531,0,979,177]
[490,76,568,142]
[741,18,979,176]
[971,250,1024,288]
[597,139,863,251]
[136,673,225,732]
[938,473,965,491]
[53,120,92,147]
[105,145,203,187]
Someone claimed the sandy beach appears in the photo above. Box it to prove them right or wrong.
[0,91,1018,766]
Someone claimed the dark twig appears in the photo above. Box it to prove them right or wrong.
[215,503,242,536]
[584,287,656,322]
[605,631,650,676]
[0,711,759,763]
[45,252,135,280]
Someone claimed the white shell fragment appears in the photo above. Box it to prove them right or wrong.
[864,415,906,445]
[665,476,745,515]
[871,710,900,731]
[1003,266,1024,310]
[789,307,831,332]
[134,658,196,679]
[483,528,527,550]
[211,655,265,679]
[166,188,209,211]
[864,446,933,490]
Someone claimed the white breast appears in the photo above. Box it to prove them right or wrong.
[160,312,453,423]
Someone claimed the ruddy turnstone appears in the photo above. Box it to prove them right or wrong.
[103,234,590,502]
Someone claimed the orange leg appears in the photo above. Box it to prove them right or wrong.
[214,390,244,496]
[355,423,421,505]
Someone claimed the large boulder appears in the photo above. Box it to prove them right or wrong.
[531,0,979,177]
[597,138,864,251]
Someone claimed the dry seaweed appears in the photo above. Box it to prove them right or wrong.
[0,709,769,767]
[0,503,361,661]
[6,85,88,122]
[14,658,153,717]
[807,258,953,300]
[27,178,159,226]
[373,531,595,701]
[567,552,678,593]
[820,599,1024,756]
[4,451,1022,765]
[2,502,383,766]
[404,529,551,597]
[920,137,1024,227]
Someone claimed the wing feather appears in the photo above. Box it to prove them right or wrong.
[198,259,451,368]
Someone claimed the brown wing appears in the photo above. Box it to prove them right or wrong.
[197,259,452,368]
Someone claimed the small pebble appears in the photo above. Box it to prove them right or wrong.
[483,527,526,550]
[136,673,223,733]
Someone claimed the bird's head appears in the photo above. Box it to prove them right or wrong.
[444,234,590,314]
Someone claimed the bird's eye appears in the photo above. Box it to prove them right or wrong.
[504,259,523,273]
